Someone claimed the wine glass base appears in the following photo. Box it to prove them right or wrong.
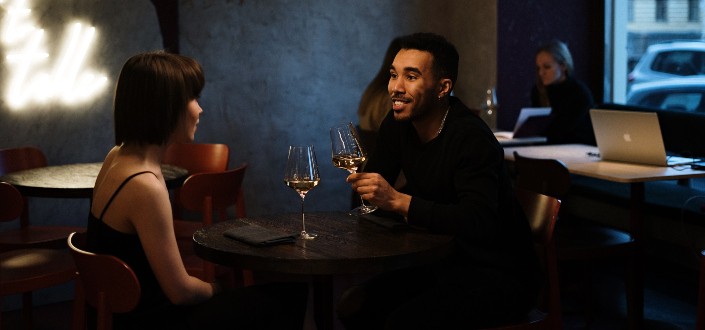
[300,231,317,240]
[348,205,378,216]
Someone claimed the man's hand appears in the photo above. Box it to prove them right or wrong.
[347,172,411,217]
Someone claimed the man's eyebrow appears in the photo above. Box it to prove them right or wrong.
[389,64,422,75]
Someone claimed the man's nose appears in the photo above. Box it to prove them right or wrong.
[390,80,404,94]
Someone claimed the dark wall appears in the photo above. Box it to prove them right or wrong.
[0,0,498,227]
[497,0,604,130]
[150,0,179,53]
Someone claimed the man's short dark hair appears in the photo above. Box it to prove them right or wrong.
[397,32,459,88]
[113,51,204,146]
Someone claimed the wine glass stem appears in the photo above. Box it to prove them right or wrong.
[300,197,307,235]
[351,169,369,207]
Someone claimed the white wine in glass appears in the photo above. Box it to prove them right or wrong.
[330,122,378,215]
[284,145,320,240]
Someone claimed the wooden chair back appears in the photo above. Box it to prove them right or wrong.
[482,188,562,329]
[180,163,248,224]
[0,146,47,228]
[0,146,47,176]
[68,232,141,330]
[513,151,571,199]
[0,182,23,223]
[175,164,249,284]
[0,174,83,253]
[163,142,230,174]
[512,143,635,327]
[0,182,78,329]
[163,143,240,217]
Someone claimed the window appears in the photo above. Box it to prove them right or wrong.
[656,0,668,21]
[629,0,635,22]
[607,0,703,103]
[689,0,700,21]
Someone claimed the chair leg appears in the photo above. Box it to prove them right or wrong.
[625,252,638,330]
[73,281,86,330]
[697,251,705,330]
[584,265,597,326]
[204,262,216,283]
[97,292,110,330]
[242,269,254,286]
[21,292,32,330]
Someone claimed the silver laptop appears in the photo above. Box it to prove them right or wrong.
[494,107,551,139]
[589,109,692,166]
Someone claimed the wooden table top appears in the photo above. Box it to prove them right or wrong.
[504,144,705,183]
[0,162,188,198]
[193,211,455,275]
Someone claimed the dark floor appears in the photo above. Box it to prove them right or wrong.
[560,256,698,330]
[1,255,700,330]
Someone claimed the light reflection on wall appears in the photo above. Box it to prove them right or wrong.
[0,0,108,110]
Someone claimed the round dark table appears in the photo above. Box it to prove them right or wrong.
[193,211,454,330]
[0,163,188,198]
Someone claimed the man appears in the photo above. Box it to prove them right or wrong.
[337,32,541,329]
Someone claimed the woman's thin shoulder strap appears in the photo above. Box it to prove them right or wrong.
[98,171,157,220]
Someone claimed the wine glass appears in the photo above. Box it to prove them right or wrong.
[330,122,378,215]
[284,145,320,240]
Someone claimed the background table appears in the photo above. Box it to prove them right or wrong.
[193,211,454,330]
[496,136,547,147]
[504,143,705,330]
[0,163,188,198]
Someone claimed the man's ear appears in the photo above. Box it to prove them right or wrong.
[438,78,453,97]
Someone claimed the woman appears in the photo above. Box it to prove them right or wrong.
[87,51,307,330]
[531,40,596,145]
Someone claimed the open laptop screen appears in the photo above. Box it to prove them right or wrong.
[494,107,551,139]
[589,109,693,166]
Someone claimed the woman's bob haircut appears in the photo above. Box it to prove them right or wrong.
[113,51,204,146]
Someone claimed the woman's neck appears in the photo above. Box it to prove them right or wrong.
[116,143,165,166]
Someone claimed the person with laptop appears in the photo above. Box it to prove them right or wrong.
[337,32,541,329]
[531,39,596,145]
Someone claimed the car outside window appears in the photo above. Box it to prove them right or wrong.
[639,91,704,112]
[650,51,705,76]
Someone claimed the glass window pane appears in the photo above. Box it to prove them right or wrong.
[616,0,703,102]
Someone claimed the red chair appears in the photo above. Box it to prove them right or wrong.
[162,142,244,218]
[512,151,636,325]
[481,187,562,329]
[0,182,78,330]
[0,146,84,251]
[68,231,140,330]
[0,146,47,174]
[173,164,251,286]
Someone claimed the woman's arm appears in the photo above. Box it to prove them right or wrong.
[126,174,217,305]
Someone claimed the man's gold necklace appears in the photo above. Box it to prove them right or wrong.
[436,106,450,136]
